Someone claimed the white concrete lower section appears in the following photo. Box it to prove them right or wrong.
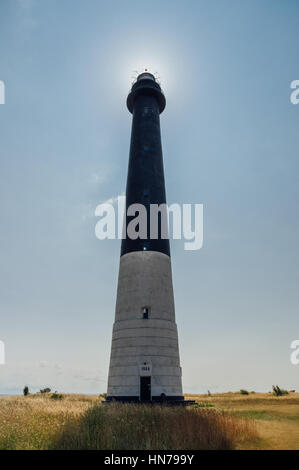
[107,251,183,399]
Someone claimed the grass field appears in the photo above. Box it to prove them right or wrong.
[0,392,298,450]
[186,392,299,450]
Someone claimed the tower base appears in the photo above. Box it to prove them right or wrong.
[105,395,184,403]
[104,396,195,406]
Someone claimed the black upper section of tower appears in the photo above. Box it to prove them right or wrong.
[121,73,170,257]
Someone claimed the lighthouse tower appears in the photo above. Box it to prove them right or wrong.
[106,71,183,402]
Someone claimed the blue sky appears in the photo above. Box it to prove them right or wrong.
[0,0,298,394]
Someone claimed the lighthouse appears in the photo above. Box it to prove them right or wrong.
[106,71,184,402]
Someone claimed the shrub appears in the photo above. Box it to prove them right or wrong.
[40,388,51,394]
[23,386,29,396]
[50,393,64,400]
[240,389,249,395]
[272,385,288,397]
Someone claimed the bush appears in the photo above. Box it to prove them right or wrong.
[272,385,288,397]
[23,386,29,396]
[40,388,51,394]
[50,393,64,400]
[99,393,107,400]
[240,389,249,395]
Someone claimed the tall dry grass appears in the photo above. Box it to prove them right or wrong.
[0,395,257,450]
[53,403,257,450]
[0,395,97,450]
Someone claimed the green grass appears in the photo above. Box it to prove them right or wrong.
[186,392,299,449]
[231,410,277,421]
[193,402,214,408]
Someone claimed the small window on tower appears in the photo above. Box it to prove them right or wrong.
[142,307,149,319]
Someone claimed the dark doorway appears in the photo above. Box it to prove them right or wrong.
[140,376,151,401]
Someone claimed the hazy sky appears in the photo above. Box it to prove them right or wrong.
[0,0,299,394]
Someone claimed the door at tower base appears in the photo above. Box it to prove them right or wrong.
[140,377,151,401]
[106,251,184,403]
